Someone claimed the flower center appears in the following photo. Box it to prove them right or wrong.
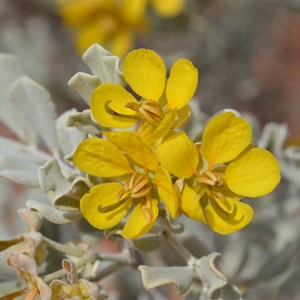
[197,170,223,187]
[117,173,152,200]
[126,99,163,125]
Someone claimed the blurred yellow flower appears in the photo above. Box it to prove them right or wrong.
[57,0,184,56]
[73,131,177,239]
[156,111,281,234]
[91,48,198,143]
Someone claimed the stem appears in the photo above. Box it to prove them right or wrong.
[43,236,84,257]
[91,261,126,281]
[163,231,194,263]
[96,250,130,264]
[43,258,86,283]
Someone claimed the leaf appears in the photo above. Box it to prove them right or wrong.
[8,76,58,153]
[68,72,101,105]
[0,54,23,89]
[220,284,243,300]
[0,137,49,185]
[0,155,42,186]
[131,234,163,252]
[0,54,37,143]
[56,109,87,157]
[138,265,193,294]
[53,178,90,212]
[195,252,228,299]
[38,159,89,212]
[82,44,124,84]
[26,200,82,224]
[67,109,101,135]
[38,159,71,201]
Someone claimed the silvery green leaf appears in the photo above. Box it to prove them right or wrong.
[26,200,82,224]
[0,154,42,186]
[195,252,227,299]
[69,44,124,105]
[216,284,243,300]
[56,109,87,157]
[39,159,89,211]
[38,159,71,201]
[82,44,124,84]
[131,234,164,252]
[68,72,101,105]
[0,53,23,89]
[0,54,38,143]
[0,137,49,185]
[138,265,193,294]
[67,109,101,135]
[8,76,58,153]
[53,178,90,212]
[0,136,50,163]
[220,284,242,300]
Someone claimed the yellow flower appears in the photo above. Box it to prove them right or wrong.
[156,111,281,234]
[57,0,184,56]
[73,131,177,239]
[91,48,198,143]
[57,0,146,56]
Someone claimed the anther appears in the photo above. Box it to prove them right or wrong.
[122,173,152,199]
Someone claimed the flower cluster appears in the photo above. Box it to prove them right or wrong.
[73,48,281,239]
[57,0,185,55]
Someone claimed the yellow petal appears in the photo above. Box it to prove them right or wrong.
[181,184,206,223]
[223,148,281,197]
[57,0,102,27]
[91,83,138,128]
[173,105,191,129]
[104,131,159,171]
[203,195,253,235]
[151,0,184,17]
[122,0,148,21]
[111,30,134,57]
[156,131,199,178]
[155,166,178,218]
[75,21,106,54]
[201,112,252,166]
[80,183,131,230]
[166,59,198,110]
[73,137,133,177]
[123,49,166,100]
[122,196,158,239]
[144,109,176,144]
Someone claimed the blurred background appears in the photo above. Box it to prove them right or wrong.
[1,0,300,299]
[1,0,300,135]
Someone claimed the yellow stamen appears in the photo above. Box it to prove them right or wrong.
[122,173,152,199]
[197,170,223,187]
[126,99,163,125]
[197,177,216,186]
[141,197,153,222]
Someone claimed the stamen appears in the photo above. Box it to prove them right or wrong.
[123,173,152,199]
[197,170,223,187]
[141,197,154,222]
[125,102,139,111]
[203,170,217,181]
[138,100,163,125]
[197,177,216,186]
[136,121,153,137]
